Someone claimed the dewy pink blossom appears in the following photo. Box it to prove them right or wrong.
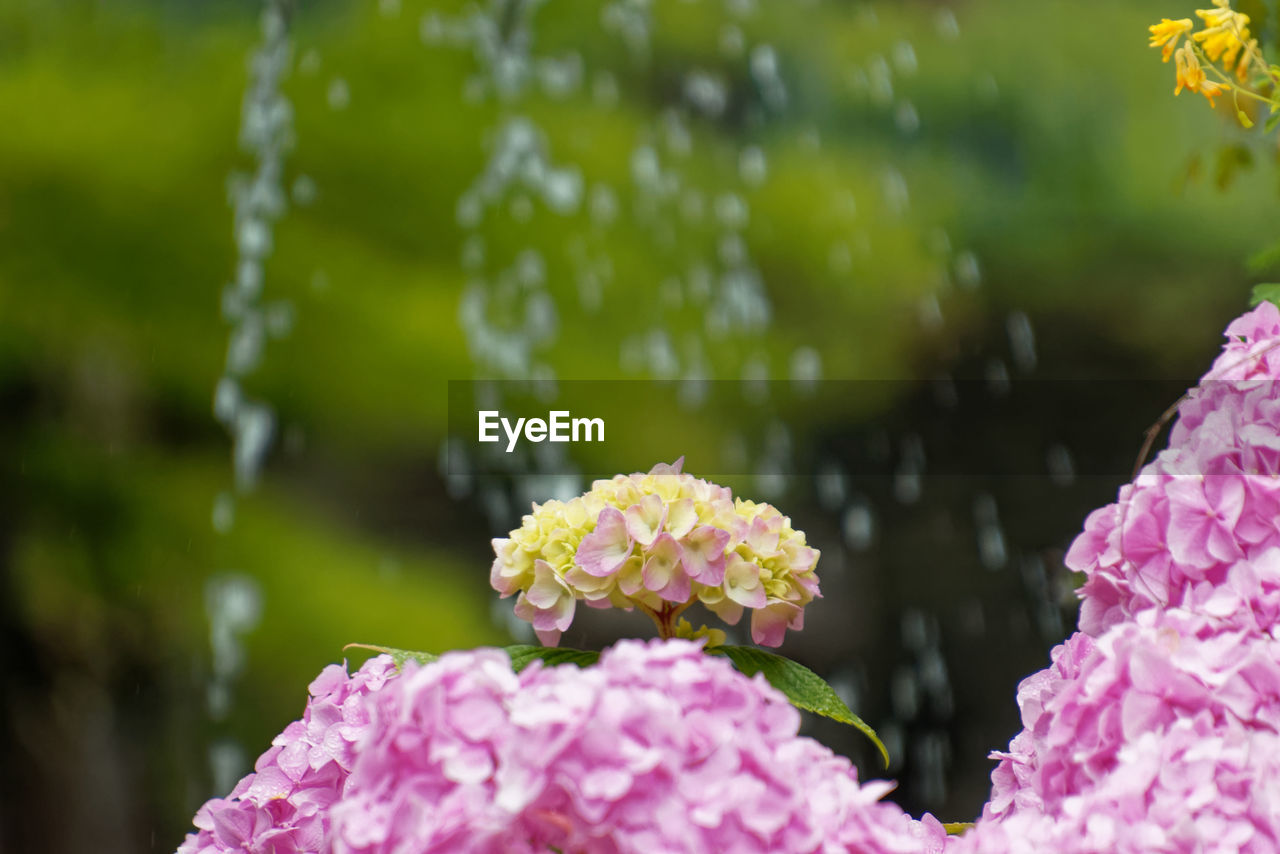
[954,716,1280,854]
[984,609,1280,827]
[176,654,397,854]
[1066,301,1280,636]
[330,639,946,854]
[955,303,1280,852]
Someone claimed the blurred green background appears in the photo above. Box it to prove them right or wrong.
[2,0,1277,850]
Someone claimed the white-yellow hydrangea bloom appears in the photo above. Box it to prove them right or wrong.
[491,460,820,647]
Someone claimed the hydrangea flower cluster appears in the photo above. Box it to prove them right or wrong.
[330,639,946,854]
[954,720,1280,853]
[985,610,1280,825]
[1066,301,1280,636]
[961,302,1280,851]
[177,654,397,854]
[490,459,821,647]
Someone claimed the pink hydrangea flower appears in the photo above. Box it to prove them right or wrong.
[491,460,821,647]
[960,697,1280,853]
[984,609,1280,830]
[963,305,1280,853]
[330,639,945,854]
[1066,303,1280,636]
[176,655,397,854]
[1203,299,1280,382]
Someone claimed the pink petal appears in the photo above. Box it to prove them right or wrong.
[751,602,801,647]
[682,526,729,585]
[648,457,684,475]
[576,507,633,576]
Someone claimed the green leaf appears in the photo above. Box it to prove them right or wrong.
[1249,283,1280,308]
[713,645,890,768]
[343,642,438,669]
[1266,111,1280,133]
[504,645,600,672]
[1238,109,1256,129]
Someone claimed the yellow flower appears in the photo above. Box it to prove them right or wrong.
[1175,41,1207,96]
[1194,0,1251,65]
[1236,37,1259,82]
[1150,18,1194,62]
[1173,43,1228,107]
[1199,79,1228,107]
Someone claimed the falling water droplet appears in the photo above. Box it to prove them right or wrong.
[972,493,1007,570]
[868,54,894,106]
[719,24,745,58]
[589,183,618,225]
[456,193,483,228]
[895,101,920,135]
[935,7,961,40]
[1006,310,1037,373]
[890,666,919,718]
[750,45,787,110]
[932,374,958,408]
[264,301,294,338]
[739,146,768,187]
[237,218,271,259]
[537,53,583,98]
[715,193,749,229]
[663,110,692,156]
[892,40,918,76]
[985,359,1010,396]
[842,501,876,551]
[741,354,770,405]
[816,461,847,511]
[955,250,981,288]
[901,609,931,651]
[894,434,925,504]
[685,70,729,117]
[298,48,321,75]
[918,293,944,331]
[592,71,619,106]
[516,249,546,287]
[213,378,241,424]
[291,174,317,206]
[462,235,486,271]
[881,168,909,216]
[226,312,265,375]
[789,347,822,393]
[233,403,275,491]
[1047,443,1076,486]
[212,491,236,534]
[327,77,350,110]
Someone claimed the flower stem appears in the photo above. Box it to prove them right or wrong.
[1195,44,1276,105]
